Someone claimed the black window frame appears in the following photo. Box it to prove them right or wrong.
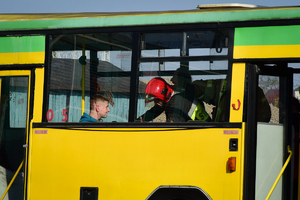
[43,24,235,125]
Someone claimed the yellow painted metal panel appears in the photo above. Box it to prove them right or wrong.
[233,45,300,59]
[230,63,245,122]
[239,123,246,199]
[0,70,31,76]
[0,52,44,65]
[31,68,44,123]
[24,72,31,200]
[28,127,243,199]
[25,68,44,199]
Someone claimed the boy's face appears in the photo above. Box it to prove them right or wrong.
[96,100,110,119]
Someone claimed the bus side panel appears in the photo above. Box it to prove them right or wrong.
[234,25,300,59]
[27,127,243,199]
[230,63,246,123]
[0,36,45,65]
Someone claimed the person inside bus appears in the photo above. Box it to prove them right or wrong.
[192,79,271,122]
[79,94,110,122]
[138,67,195,122]
[192,79,226,122]
[257,86,271,122]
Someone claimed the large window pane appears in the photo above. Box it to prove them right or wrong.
[256,74,283,199]
[48,33,133,122]
[141,30,229,57]
[0,76,27,200]
[137,61,228,122]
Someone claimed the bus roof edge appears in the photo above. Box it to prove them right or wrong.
[197,3,258,9]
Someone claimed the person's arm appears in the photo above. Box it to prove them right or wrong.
[257,87,271,122]
[138,105,164,122]
[165,94,190,122]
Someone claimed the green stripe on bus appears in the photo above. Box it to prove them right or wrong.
[0,7,300,31]
[234,25,300,46]
[0,36,45,53]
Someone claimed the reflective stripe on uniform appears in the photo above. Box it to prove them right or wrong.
[189,100,211,121]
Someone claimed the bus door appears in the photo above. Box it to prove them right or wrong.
[0,70,32,200]
[290,63,300,200]
[245,63,293,200]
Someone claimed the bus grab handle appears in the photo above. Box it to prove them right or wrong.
[265,145,292,200]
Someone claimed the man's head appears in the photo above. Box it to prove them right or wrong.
[145,77,174,105]
[171,67,191,87]
[91,94,110,119]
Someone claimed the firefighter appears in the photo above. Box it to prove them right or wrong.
[138,75,195,122]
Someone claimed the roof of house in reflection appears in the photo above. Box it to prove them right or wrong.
[50,58,147,93]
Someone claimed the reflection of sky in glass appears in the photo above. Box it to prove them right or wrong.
[139,60,228,82]
[141,48,228,57]
[108,51,132,71]
[140,61,228,72]
[288,63,300,69]
[192,75,226,81]
[165,49,180,56]
[293,73,300,99]
[54,50,133,71]
[140,62,159,71]
[189,61,210,70]
[141,49,180,57]
[189,61,228,70]
[189,48,228,56]
[294,74,300,88]
[164,62,180,70]
[54,50,90,59]
[141,50,159,57]
[139,62,180,71]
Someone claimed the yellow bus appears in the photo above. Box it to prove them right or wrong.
[0,3,300,200]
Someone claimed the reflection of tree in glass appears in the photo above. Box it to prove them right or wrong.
[259,76,280,123]
[259,76,279,107]
[293,74,300,98]
[259,76,279,94]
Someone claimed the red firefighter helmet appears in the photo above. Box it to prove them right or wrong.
[145,77,174,103]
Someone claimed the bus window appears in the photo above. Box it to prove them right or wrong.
[0,76,28,200]
[258,75,278,123]
[137,63,228,123]
[141,30,229,57]
[137,30,229,123]
[255,72,283,199]
[48,33,133,122]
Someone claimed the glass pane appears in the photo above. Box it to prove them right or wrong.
[137,61,228,122]
[256,123,284,199]
[0,76,27,200]
[141,30,229,57]
[49,33,133,122]
[9,77,28,128]
[291,65,300,198]
[258,75,279,123]
[256,74,283,199]
[289,63,300,69]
